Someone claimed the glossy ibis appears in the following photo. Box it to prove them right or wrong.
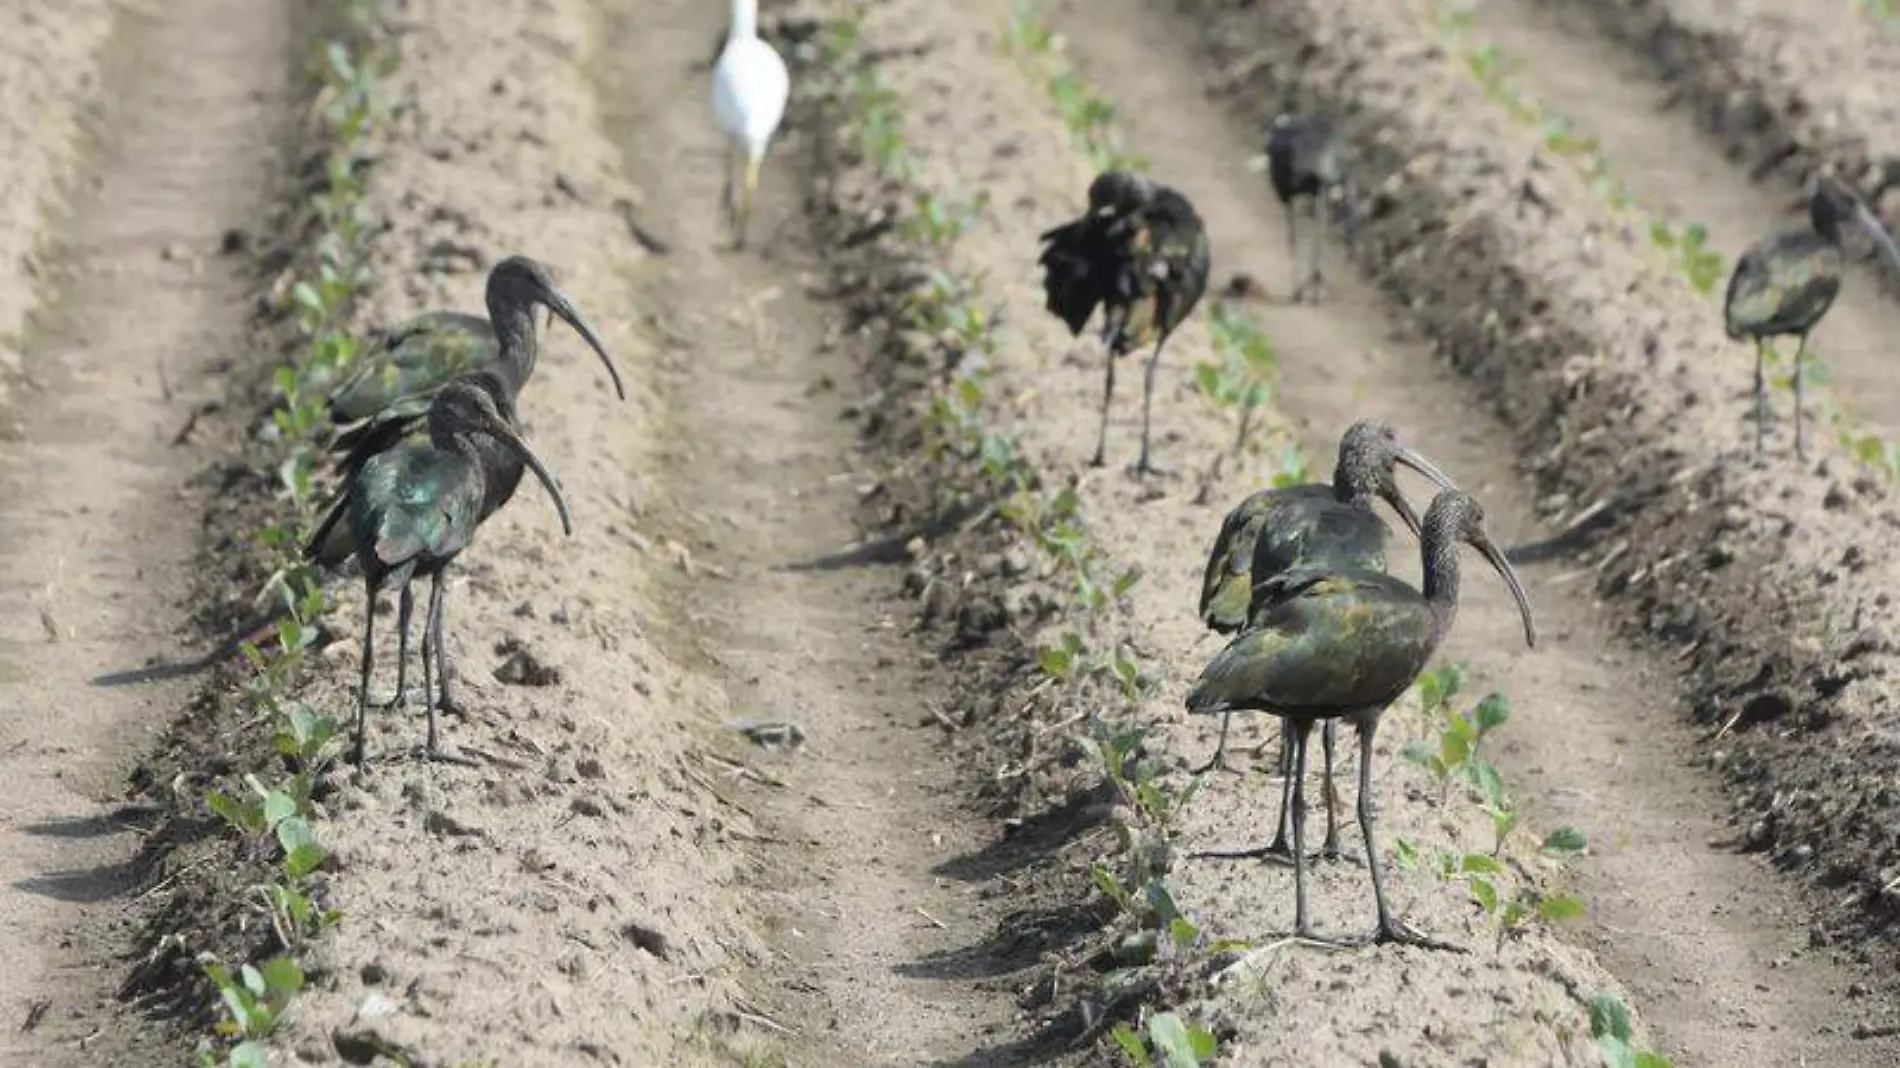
[1725,176,1900,459]
[1185,489,1535,949]
[1195,421,1458,863]
[1038,170,1211,475]
[712,0,789,249]
[306,376,573,767]
[326,254,624,427]
[1265,114,1350,304]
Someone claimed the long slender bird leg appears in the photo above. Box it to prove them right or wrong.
[1190,718,1294,862]
[431,577,463,715]
[380,586,413,710]
[1288,718,1318,939]
[1131,337,1177,478]
[1793,333,1810,461]
[420,575,437,750]
[418,573,477,767]
[1190,712,1237,775]
[1753,339,1768,462]
[1320,719,1341,860]
[735,154,762,252]
[1284,200,1301,300]
[1359,717,1463,951]
[720,139,736,231]
[352,578,378,768]
[1307,196,1327,303]
[1091,348,1115,467]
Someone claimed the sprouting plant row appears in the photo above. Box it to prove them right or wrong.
[1391,666,1671,1066]
[193,4,392,1065]
[826,12,1221,1063]
[999,0,1145,173]
[1434,5,1900,482]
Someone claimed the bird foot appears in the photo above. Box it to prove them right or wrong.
[1191,841,1294,864]
[1190,751,1245,776]
[1320,844,1362,865]
[1088,448,1108,469]
[374,691,410,712]
[1291,277,1329,304]
[1374,919,1465,953]
[1126,458,1177,479]
[421,743,481,768]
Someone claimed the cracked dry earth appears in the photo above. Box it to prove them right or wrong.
[6,0,1900,1066]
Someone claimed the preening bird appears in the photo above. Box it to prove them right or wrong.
[711,0,790,249]
[307,377,574,768]
[1264,113,1352,303]
[1186,489,1535,949]
[1037,170,1211,476]
[1194,421,1457,864]
[1725,176,1900,460]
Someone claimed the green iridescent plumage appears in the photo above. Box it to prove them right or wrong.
[1185,490,1536,949]
[325,254,625,427]
[1037,171,1210,475]
[1193,421,1457,862]
[1724,178,1900,460]
[308,377,574,767]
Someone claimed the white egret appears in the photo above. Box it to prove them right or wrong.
[711,0,789,249]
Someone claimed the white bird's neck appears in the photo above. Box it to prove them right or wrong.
[728,0,759,40]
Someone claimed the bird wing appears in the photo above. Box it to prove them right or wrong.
[1724,231,1842,340]
[712,37,790,147]
[351,443,485,573]
[327,312,496,422]
[1199,491,1274,632]
[1185,568,1435,717]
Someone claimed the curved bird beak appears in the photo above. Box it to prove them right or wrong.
[1386,443,1457,539]
[1472,530,1536,648]
[543,289,627,402]
[491,420,574,537]
[1850,201,1900,278]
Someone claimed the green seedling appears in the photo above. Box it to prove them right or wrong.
[1196,302,1280,459]
[196,956,306,1067]
[1589,994,1674,1068]
[1111,1010,1221,1068]
[905,186,991,250]
[1399,689,1509,805]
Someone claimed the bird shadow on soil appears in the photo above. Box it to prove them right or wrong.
[928,781,1112,884]
[897,897,1108,983]
[11,806,174,903]
[920,1008,1101,1068]
[777,498,994,573]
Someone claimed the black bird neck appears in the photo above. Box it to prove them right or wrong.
[1330,462,1378,508]
[487,289,540,394]
[1418,514,1463,640]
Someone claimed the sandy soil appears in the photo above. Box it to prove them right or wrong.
[9,0,1900,1064]
[0,0,118,411]
[0,0,301,1061]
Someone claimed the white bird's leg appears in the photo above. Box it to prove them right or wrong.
[735,152,763,250]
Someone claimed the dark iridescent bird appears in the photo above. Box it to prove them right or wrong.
[1265,114,1351,304]
[1186,489,1535,949]
[306,377,573,768]
[1725,176,1900,460]
[1037,170,1211,476]
[326,254,625,430]
[1195,421,1458,861]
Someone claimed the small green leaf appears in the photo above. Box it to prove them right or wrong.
[1111,1022,1154,1066]
[262,790,298,829]
[1146,1012,1204,1068]
[1168,914,1200,950]
[1633,1053,1674,1068]
[1468,876,1499,913]
[1472,692,1509,733]
[229,1039,270,1068]
[259,956,305,999]
[1538,894,1587,922]
[1589,994,1634,1042]
[1541,826,1588,856]
[1460,852,1503,875]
